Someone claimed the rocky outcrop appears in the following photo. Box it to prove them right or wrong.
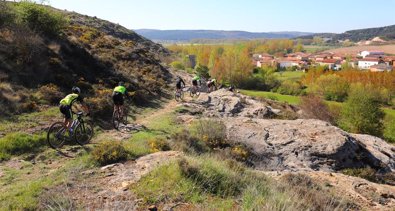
[183,89,287,119]
[225,118,395,172]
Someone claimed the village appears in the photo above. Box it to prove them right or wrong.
[253,50,395,72]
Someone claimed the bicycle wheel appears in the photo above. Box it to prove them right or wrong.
[190,87,196,97]
[175,91,181,102]
[195,87,200,96]
[74,121,94,145]
[123,107,128,125]
[112,110,120,130]
[47,122,67,149]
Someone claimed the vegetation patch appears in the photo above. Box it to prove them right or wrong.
[342,168,395,185]
[0,152,93,210]
[91,140,129,166]
[240,89,300,105]
[131,155,352,210]
[0,132,46,161]
[148,137,171,153]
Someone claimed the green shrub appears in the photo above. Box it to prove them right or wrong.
[15,1,67,36]
[35,83,63,104]
[277,80,305,96]
[309,74,349,102]
[171,129,209,154]
[178,158,246,197]
[170,61,185,70]
[85,86,113,119]
[148,137,170,153]
[0,132,46,160]
[339,84,385,136]
[91,140,128,165]
[0,2,15,27]
[192,119,228,149]
[342,167,375,178]
[230,144,251,162]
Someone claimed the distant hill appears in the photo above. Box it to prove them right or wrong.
[135,29,314,43]
[300,25,395,42]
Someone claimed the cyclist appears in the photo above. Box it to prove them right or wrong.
[112,81,128,120]
[192,75,201,88]
[59,86,89,133]
[176,76,185,93]
[207,78,217,92]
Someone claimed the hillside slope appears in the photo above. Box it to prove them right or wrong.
[300,24,395,42]
[0,2,170,116]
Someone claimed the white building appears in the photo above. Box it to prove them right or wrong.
[358,58,379,69]
[278,60,299,68]
[358,51,385,58]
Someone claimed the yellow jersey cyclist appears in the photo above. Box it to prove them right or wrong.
[112,81,128,119]
[59,86,89,133]
[192,75,201,87]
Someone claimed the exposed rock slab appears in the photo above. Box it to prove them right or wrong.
[225,118,395,172]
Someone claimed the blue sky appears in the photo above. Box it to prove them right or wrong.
[49,0,395,33]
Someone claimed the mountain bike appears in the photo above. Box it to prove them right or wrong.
[207,84,217,93]
[175,87,185,102]
[113,103,129,130]
[190,85,200,97]
[47,112,94,149]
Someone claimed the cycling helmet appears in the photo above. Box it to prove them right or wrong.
[72,86,81,94]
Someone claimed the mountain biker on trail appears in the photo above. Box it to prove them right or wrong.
[112,81,128,119]
[192,75,201,87]
[207,78,217,91]
[59,86,89,133]
[176,76,185,93]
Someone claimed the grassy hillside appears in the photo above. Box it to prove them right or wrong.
[0,1,170,117]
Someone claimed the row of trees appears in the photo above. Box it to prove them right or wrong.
[168,39,304,87]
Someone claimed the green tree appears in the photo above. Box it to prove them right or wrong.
[339,84,385,136]
[313,36,324,45]
[293,39,304,52]
[15,1,67,36]
[309,74,349,102]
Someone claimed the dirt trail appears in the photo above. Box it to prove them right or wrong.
[135,99,179,125]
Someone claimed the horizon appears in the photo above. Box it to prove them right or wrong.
[48,0,395,34]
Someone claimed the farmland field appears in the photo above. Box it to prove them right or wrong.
[304,45,338,53]
[274,71,305,81]
[323,44,395,55]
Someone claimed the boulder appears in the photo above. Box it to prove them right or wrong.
[225,118,395,172]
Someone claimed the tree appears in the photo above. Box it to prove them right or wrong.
[313,36,324,45]
[309,74,349,102]
[339,84,385,137]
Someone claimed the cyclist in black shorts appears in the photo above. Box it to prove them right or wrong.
[112,82,128,118]
[59,86,89,133]
[176,76,185,92]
